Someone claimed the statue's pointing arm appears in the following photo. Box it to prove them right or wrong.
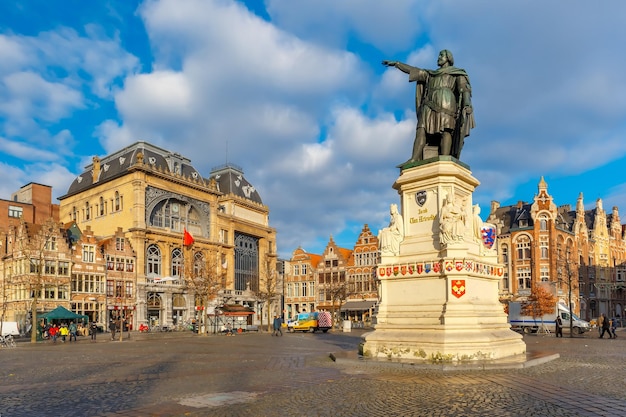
[382,60,414,75]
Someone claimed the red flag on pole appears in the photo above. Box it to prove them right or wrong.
[183,228,195,246]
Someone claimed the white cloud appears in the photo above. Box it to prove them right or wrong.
[5,0,626,258]
[116,71,192,123]
[0,71,83,122]
[0,137,59,161]
[265,0,425,51]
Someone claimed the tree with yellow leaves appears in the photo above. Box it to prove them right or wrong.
[521,283,557,333]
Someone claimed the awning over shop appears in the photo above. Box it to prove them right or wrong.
[340,300,377,312]
[40,306,89,322]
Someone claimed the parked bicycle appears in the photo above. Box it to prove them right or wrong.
[0,334,16,348]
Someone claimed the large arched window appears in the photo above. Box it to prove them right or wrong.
[234,233,259,292]
[148,199,202,235]
[146,245,161,276]
[193,251,205,277]
[147,293,162,308]
[171,248,183,277]
[172,294,186,308]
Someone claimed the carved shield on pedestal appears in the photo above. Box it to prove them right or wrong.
[481,223,497,249]
[452,280,466,298]
[415,191,427,207]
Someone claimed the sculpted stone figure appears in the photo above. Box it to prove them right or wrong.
[378,203,404,256]
[440,195,465,245]
[472,204,483,242]
[383,49,475,164]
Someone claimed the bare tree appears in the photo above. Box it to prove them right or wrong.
[521,283,557,333]
[326,276,352,328]
[0,219,67,343]
[185,248,222,335]
[257,255,279,332]
[557,245,579,338]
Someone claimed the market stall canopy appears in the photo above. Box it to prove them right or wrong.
[220,304,254,316]
[40,306,89,322]
[340,300,377,312]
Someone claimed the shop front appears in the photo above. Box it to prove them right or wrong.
[340,300,377,328]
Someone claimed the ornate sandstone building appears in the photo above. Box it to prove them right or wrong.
[487,177,626,321]
[57,141,277,330]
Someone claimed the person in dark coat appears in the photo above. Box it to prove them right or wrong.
[109,319,117,341]
[90,321,98,342]
[555,315,563,337]
[599,313,613,339]
[272,315,283,336]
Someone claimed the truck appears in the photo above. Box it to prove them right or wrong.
[0,321,20,337]
[508,301,591,335]
[289,311,332,333]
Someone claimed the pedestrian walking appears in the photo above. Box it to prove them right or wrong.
[273,315,283,336]
[598,314,604,336]
[90,321,98,342]
[59,323,69,342]
[555,315,563,338]
[599,313,613,339]
[49,324,59,343]
[109,319,117,341]
[69,321,78,342]
[611,317,618,338]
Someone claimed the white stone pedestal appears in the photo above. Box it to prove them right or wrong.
[362,158,525,361]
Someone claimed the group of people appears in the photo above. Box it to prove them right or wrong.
[555,313,619,338]
[42,322,78,343]
[272,315,283,336]
[220,323,234,336]
[598,313,618,339]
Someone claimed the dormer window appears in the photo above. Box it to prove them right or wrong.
[519,219,528,227]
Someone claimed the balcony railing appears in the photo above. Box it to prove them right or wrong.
[146,276,183,285]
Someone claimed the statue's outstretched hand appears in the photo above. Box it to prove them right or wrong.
[382,60,396,67]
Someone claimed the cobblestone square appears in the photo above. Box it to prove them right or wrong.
[0,329,625,416]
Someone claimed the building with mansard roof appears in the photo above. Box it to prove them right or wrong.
[58,141,277,330]
[487,177,626,321]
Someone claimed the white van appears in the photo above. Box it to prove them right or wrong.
[508,302,591,334]
[0,322,20,336]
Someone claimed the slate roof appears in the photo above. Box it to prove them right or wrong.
[209,163,262,204]
[60,141,263,205]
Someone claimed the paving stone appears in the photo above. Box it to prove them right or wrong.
[0,330,624,416]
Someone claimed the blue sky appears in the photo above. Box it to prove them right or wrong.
[2,0,626,259]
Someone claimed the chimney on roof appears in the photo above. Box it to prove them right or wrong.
[517,201,524,209]
[92,156,101,183]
